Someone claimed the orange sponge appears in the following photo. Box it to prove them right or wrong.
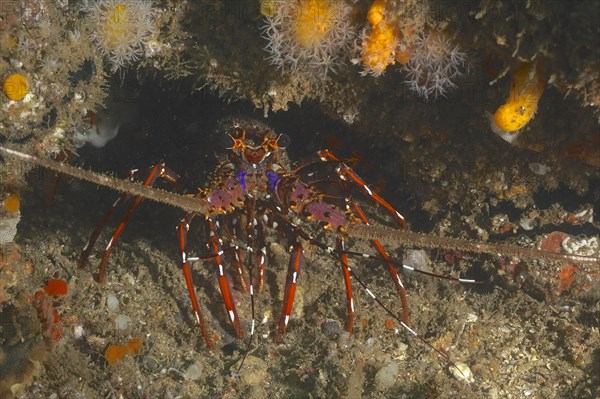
[105,337,143,365]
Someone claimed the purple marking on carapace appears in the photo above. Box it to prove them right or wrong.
[267,172,280,191]
[236,172,247,190]
[289,182,311,207]
[209,189,233,208]
[224,177,245,199]
[305,201,347,230]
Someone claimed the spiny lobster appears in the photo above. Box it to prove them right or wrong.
[1,118,597,377]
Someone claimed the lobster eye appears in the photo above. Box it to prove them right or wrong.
[276,134,290,149]
[224,129,249,151]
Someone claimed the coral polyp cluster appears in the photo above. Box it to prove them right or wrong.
[366,0,385,27]
[353,0,402,76]
[292,1,331,47]
[85,0,157,70]
[354,20,400,77]
[262,0,356,77]
[354,1,468,100]
[402,32,469,100]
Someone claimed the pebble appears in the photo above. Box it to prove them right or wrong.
[374,361,398,389]
[122,273,136,285]
[238,356,268,387]
[106,294,119,311]
[321,319,342,339]
[519,217,537,231]
[246,385,267,399]
[450,362,474,383]
[73,324,85,339]
[403,249,431,274]
[528,162,551,175]
[115,314,132,330]
[183,361,202,381]
[143,355,162,372]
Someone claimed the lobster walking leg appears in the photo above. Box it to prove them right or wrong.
[349,199,410,324]
[218,223,250,293]
[336,238,355,333]
[241,198,268,293]
[232,246,250,293]
[177,212,214,349]
[277,242,304,337]
[255,246,267,293]
[317,149,406,227]
[206,220,244,338]
[79,163,181,282]
[270,208,358,337]
[316,149,411,324]
[251,215,268,294]
[78,169,139,271]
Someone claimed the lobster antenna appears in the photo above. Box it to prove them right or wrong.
[2,145,598,265]
[0,145,205,214]
[349,224,600,265]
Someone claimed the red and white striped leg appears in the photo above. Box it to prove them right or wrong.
[349,199,411,324]
[177,212,214,349]
[277,242,304,337]
[232,246,250,293]
[78,169,139,271]
[270,211,357,337]
[336,238,355,333]
[317,149,406,228]
[79,163,181,283]
[206,219,244,338]
[255,246,267,292]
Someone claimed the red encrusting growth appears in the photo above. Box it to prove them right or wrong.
[34,290,63,342]
[538,231,569,254]
[43,279,68,296]
[557,264,578,293]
